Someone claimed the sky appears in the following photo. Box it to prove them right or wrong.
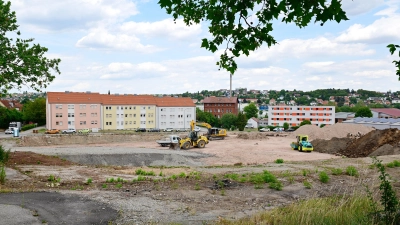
[9,0,400,94]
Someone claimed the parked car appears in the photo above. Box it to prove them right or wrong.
[136,128,147,132]
[286,128,295,132]
[45,129,61,134]
[245,124,254,128]
[5,129,14,134]
[175,128,186,132]
[62,128,76,134]
[163,128,174,132]
[78,128,91,134]
[148,128,160,132]
[273,127,284,132]
[259,128,270,132]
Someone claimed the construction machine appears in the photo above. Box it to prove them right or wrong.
[194,120,227,140]
[176,121,209,150]
[290,135,314,152]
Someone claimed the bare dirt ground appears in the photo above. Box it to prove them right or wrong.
[1,128,400,224]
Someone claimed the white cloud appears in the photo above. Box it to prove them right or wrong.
[306,76,321,81]
[336,15,400,43]
[246,37,374,62]
[12,0,138,32]
[76,28,161,52]
[341,0,383,16]
[120,19,202,41]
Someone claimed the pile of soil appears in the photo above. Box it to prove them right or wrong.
[311,137,353,155]
[237,133,270,140]
[293,123,374,140]
[339,129,400,158]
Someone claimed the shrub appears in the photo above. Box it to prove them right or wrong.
[137,175,145,181]
[179,172,186,178]
[135,169,146,175]
[21,124,36,131]
[0,145,10,164]
[275,159,284,164]
[346,166,359,177]
[86,178,92,184]
[303,180,312,189]
[0,166,6,184]
[224,173,239,181]
[331,168,343,175]
[269,181,283,191]
[319,171,330,183]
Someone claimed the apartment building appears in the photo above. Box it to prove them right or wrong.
[154,97,196,130]
[203,97,238,118]
[268,106,335,127]
[101,95,157,130]
[46,92,195,130]
[46,92,102,130]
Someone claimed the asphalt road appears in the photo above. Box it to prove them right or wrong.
[0,192,118,225]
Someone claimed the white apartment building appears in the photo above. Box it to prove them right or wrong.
[268,106,335,127]
[155,97,196,130]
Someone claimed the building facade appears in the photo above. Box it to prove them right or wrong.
[46,92,102,130]
[47,92,195,131]
[268,106,335,127]
[203,97,238,118]
[155,97,196,130]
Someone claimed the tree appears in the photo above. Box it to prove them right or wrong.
[243,102,258,119]
[0,107,23,129]
[0,1,61,94]
[283,122,289,130]
[355,106,373,118]
[236,112,247,131]
[22,98,46,125]
[388,44,400,80]
[159,0,348,74]
[300,120,311,126]
[220,113,237,129]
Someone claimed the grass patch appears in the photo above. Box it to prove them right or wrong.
[224,173,239,181]
[215,194,373,225]
[303,180,312,189]
[346,166,359,177]
[136,169,156,176]
[319,171,330,183]
[331,168,343,175]
[275,159,284,164]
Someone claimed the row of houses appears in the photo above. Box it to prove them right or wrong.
[46,92,196,130]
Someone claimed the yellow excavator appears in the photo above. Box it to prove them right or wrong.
[192,120,227,140]
[177,121,209,150]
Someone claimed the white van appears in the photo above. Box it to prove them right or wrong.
[273,127,284,132]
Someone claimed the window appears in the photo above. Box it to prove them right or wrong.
[91,120,98,124]
[91,113,97,117]
[68,121,74,125]
[80,121,86,125]
[90,104,97,109]
[129,121,132,124]
[125,121,128,125]
[129,114,132,117]
[80,113,86,117]
[148,106,151,109]
[56,104,63,109]
[106,122,112,125]
[125,107,128,109]
[68,104,74,109]
[134,121,136,124]
[134,114,136,117]
[129,107,132,110]
[79,104,86,109]
[68,113,74,117]
[56,121,63,126]
[125,114,128,117]
[134,106,136,109]
[56,113,63,117]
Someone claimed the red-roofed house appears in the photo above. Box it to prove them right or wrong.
[371,108,400,119]
[203,97,238,118]
[0,100,23,111]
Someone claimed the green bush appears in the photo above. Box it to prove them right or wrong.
[275,159,284,164]
[21,124,36,131]
[346,166,359,177]
[319,171,330,183]
[0,165,6,184]
[331,168,343,175]
[303,180,312,189]
[0,145,10,164]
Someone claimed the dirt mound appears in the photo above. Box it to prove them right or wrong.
[339,129,400,158]
[237,133,269,140]
[292,123,374,140]
[311,138,353,155]
[369,144,400,157]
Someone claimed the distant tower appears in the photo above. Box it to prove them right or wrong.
[108,90,110,95]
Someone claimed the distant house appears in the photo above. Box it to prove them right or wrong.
[371,108,400,119]
[392,98,400,104]
[258,118,268,127]
[247,117,259,128]
[269,98,276,106]
[0,100,23,111]
[335,112,355,123]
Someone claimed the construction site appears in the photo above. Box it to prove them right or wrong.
[1,123,400,224]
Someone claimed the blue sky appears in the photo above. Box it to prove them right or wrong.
[10,0,400,94]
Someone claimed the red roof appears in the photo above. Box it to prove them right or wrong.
[371,108,400,117]
[154,96,195,107]
[47,92,194,107]
[203,97,238,104]
[0,100,23,109]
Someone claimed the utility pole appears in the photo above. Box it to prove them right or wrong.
[229,73,232,98]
